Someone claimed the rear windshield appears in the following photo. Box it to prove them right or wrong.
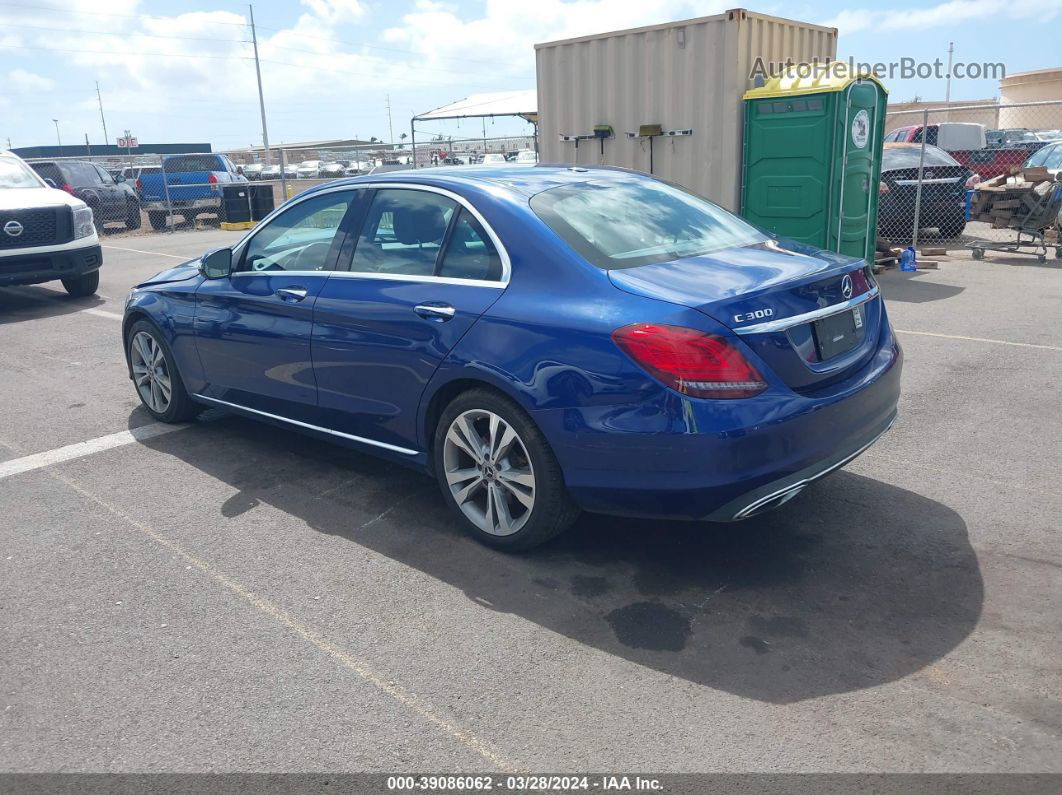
[2,156,45,188]
[164,155,222,172]
[530,177,766,270]
[882,146,960,169]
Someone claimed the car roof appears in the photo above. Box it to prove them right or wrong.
[299,164,647,199]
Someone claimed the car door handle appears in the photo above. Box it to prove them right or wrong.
[414,303,456,321]
[276,287,308,302]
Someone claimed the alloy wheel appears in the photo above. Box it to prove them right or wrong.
[129,331,172,414]
[442,409,536,537]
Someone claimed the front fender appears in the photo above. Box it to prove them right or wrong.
[123,283,204,392]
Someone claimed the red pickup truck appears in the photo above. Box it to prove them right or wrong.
[885,124,1047,181]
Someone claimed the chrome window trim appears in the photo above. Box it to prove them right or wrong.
[192,394,419,456]
[230,181,512,287]
[733,286,880,335]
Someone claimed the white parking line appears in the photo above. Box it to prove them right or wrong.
[0,423,183,481]
[82,307,124,321]
[102,244,189,260]
[895,329,1062,352]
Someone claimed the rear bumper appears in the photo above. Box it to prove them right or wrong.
[0,244,102,287]
[534,330,903,522]
[143,197,221,211]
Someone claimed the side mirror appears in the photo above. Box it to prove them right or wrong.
[115,174,126,183]
[200,248,232,279]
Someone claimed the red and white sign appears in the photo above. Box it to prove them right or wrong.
[117,136,139,148]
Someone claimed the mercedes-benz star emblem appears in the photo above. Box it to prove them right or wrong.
[841,274,853,300]
[3,220,24,238]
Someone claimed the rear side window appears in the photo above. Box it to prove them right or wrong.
[530,177,766,270]
[437,209,502,281]
[348,189,456,276]
[164,155,222,172]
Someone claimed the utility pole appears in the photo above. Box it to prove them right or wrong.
[944,42,954,120]
[52,119,61,147]
[95,81,109,144]
[85,133,91,156]
[386,94,394,147]
[248,4,272,165]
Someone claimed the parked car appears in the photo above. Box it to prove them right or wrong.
[260,163,297,180]
[296,160,321,178]
[241,163,265,180]
[344,161,371,176]
[29,159,141,230]
[986,128,1043,148]
[120,165,163,201]
[481,153,507,164]
[514,150,539,164]
[136,153,247,230]
[122,166,901,550]
[318,162,347,178]
[885,123,1038,180]
[1023,141,1062,180]
[1,150,101,296]
[878,143,976,239]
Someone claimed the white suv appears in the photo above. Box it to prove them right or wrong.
[0,150,101,296]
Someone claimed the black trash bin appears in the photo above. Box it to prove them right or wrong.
[249,184,276,221]
[221,185,252,223]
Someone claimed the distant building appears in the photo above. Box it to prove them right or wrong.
[11,142,212,159]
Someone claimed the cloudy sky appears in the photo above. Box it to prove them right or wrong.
[1,0,1059,151]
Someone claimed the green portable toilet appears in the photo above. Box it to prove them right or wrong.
[741,68,888,264]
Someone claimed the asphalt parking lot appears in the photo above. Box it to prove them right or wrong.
[1,231,1060,774]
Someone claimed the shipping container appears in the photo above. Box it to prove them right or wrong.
[535,9,837,210]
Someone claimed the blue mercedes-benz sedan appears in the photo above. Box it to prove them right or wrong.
[123,166,901,550]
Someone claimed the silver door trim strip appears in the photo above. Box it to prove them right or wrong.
[191,394,419,456]
[733,285,880,335]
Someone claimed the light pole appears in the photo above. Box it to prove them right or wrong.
[52,118,61,147]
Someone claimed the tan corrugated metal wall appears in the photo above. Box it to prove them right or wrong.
[535,11,837,210]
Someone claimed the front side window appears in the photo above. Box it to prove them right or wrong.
[238,191,354,273]
[348,189,456,276]
[530,177,766,270]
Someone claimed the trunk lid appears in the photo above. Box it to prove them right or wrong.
[608,240,882,391]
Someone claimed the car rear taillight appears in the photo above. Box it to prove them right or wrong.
[208,174,218,185]
[61,183,75,194]
[612,324,766,399]
[135,177,143,190]
[879,181,889,194]
[965,173,981,188]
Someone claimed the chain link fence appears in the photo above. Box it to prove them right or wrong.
[881,99,1062,262]
[19,135,538,238]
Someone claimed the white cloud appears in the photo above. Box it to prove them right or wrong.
[7,68,54,92]
[822,0,1060,34]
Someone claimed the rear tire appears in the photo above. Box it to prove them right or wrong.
[148,211,168,231]
[126,201,142,230]
[433,388,579,551]
[938,219,966,239]
[61,270,99,297]
[125,320,200,423]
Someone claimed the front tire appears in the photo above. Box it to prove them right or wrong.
[938,218,966,239]
[125,320,200,423]
[433,389,579,551]
[148,211,168,231]
[61,270,99,297]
